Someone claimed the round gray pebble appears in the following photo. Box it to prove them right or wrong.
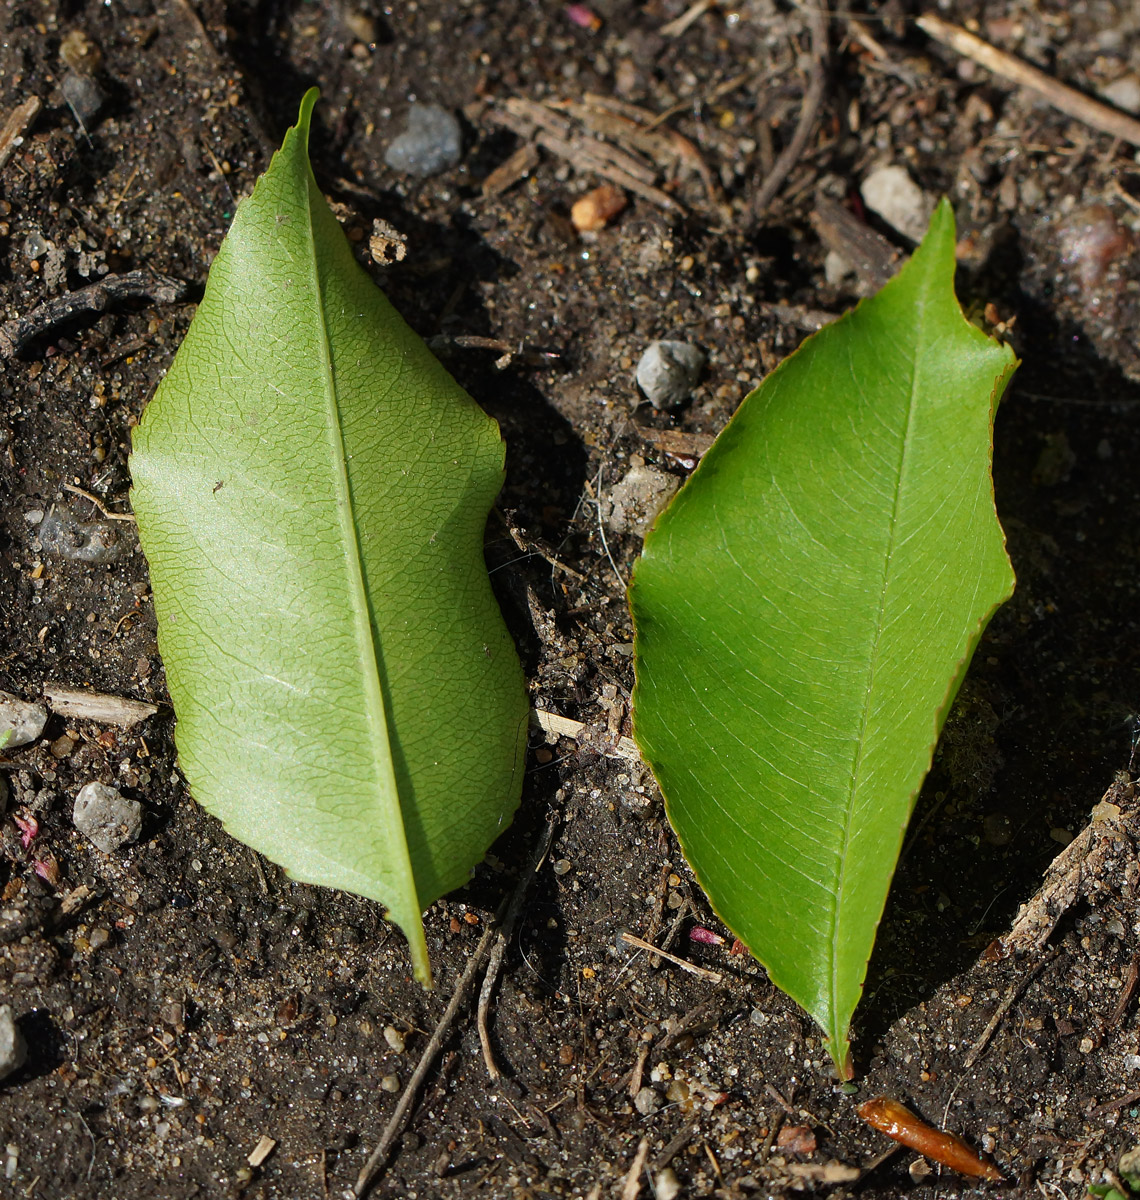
[62,71,106,126]
[0,690,48,750]
[384,103,461,178]
[73,781,143,853]
[635,340,706,408]
[0,1005,27,1081]
[633,1086,661,1115]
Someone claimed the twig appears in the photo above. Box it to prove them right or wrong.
[478,819,557,1080]
[0,96,41,170]
[659,0,715,38]
[620,1138,650,1200]
[502,522,588,583]
[0,270,189,359]
[354,923,498,1196]
[1092,1088,1140,1118]
[583,471,627,590]
[917,14,1140,146]
[653,1118,698,1170]
[42,684,157,727]
[61,483,136,523]
[531,708,640,763]
[962,950,1055,1070]
[752,1,830,219]
[619,931,723,983]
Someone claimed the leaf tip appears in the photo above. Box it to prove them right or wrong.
[296,86,321,135]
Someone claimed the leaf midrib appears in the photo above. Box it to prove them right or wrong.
[300,170,420,924]
[828,289,932,1030]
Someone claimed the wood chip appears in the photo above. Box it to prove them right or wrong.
[482,142,541,197]
[0,96,41,171]
[997,773,1137,957]
[918,14,1140,147]
[620,1138,650,1200]
[247,1135,276,1168]
[810,196,899,292]
[489,99,684,215]
[530,708,640,762]
[43,684,159,728]
[620,931,723,983]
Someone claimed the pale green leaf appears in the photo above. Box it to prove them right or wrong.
[130,91,528,983]
[629,201,1016,1076]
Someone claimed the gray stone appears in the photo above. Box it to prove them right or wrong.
[0,1006,26,1081]
[1102,76,1140,115]
[61,71,106,126]
[384,104,462,178]
[633,1086,660,1115]
[601,462,680,537]
[39,507,127,564]
[860,165,933,243]
[0,691,48,750]
[73,782,142,853]
[635,340,705,408]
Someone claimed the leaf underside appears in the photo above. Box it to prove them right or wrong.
[630,201,1016,1076]
[130,91,528,982]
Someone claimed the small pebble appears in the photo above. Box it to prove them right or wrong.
[634,1086,660,1115]
[553,858,572,876]
[0,690,48,750]
[860,164,933,243]
[39,508,127,564]
[777,1124,817,1155]
[380,1073,401,1093]
[21,232,49,260]
[61,72,106,126]
[635,340,705,409]
[73,781,143,853]
[383,1024,406,1053]
[1102,76,1140,114]
[384,103,461,178]
[1057,205,1132,295]
[601,462,680,537]
[0,1006,26,1081]
[571,184,627,233]
[655,1168,681,1200]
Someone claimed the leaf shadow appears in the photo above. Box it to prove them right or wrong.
[856,248,1140,1062]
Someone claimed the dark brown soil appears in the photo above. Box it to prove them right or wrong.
[3,2,1140,1198]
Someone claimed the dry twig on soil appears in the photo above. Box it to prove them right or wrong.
[619,931,723,983]
[355,820,557,1195]
[42,684,158,728]
[0,271,189,360]
[354,923,498,1196]
[478,818,556,1080]
[753,0,830,219]
[531,708,640,762]
[918,14,1140,146]
[996,773,1136,957]
[619,1138,650,1200]
[0,96,41,170]
[962,948,1057,1069]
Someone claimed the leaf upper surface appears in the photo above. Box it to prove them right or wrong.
[629,201,1016,1074]
[130,91,527,981]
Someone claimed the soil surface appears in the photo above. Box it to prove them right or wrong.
[3,1,1140,1197]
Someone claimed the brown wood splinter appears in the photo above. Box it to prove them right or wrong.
[857,1097,1003,1181]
